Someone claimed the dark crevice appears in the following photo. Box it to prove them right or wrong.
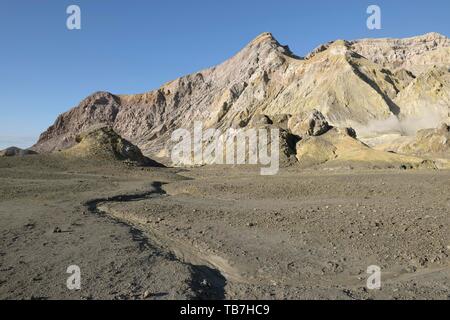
[83,181,227,300]
[348,60,401,116]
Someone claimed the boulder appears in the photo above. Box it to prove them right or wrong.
[288,109,332,137]
[249,114,272,127]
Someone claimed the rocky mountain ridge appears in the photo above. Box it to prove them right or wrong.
[32,32,450,165]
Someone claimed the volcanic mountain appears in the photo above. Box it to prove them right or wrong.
[32,32,450,165]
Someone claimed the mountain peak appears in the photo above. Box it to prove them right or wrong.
[249,32,276,45]
[245,32,281,51]
[245,32,300,59]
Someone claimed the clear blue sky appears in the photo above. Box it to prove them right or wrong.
[1,0,449,149]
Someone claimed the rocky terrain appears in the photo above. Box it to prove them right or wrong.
[1,156,449,300]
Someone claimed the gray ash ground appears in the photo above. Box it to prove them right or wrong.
[1,155,449,299]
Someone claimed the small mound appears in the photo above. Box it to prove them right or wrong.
[63,127,162,166]
[399,123,450,156]
[296,127,429,169]
[0,147,37,157]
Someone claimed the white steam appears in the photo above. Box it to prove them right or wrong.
[356,112,447,137]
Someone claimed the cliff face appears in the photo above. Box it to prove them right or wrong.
[33,32,450,156]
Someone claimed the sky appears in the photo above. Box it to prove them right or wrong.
[0,0,449,149]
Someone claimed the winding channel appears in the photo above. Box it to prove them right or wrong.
[83,181,236,299]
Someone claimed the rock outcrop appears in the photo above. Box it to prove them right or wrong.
[295,127,428,169]
[288,109,332,138]
[398,123,450,156]
[347,32,450,72]
[63,127,162,166]
[395,67,450,125]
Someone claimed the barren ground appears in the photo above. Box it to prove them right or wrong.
[1,155,449,299]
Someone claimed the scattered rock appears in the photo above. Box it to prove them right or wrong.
[24,223,35,230]
[200,279,210,287]
[53,227,62,233]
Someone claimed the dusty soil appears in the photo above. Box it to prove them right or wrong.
[1,155,449,300]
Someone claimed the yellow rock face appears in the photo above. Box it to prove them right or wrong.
[296,128,430,169]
